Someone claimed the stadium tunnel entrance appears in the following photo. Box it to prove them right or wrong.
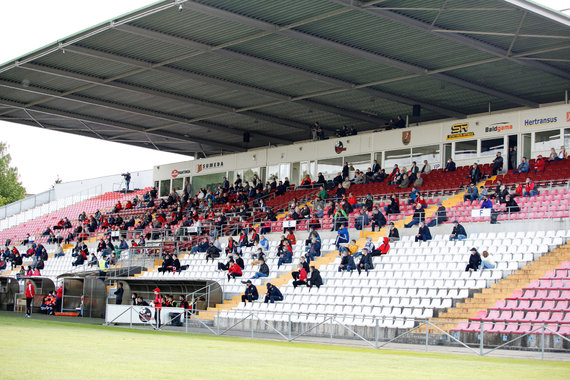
[0,276,20,311]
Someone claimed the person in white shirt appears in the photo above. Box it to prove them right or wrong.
[480,250,496,270]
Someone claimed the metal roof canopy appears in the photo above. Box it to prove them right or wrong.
[0,0,568,157]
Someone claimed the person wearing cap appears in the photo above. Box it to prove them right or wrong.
[523,177,538,197]
[264,283,283,304]
[449,221,467,241]
[533,155,546,173]
[241,281,259,304]
[153,288,162,328]
[465,248,482,272]
[388,223,399,241]
[427,202,447,227]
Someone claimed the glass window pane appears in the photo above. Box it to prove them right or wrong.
[480,138,504,157]
[172,177,184,192]
[345,154,371,173]
[454,140,477,160]
[192,173,226,192]
[374,152,382,169]
[317,157,343,177]
[412,145,440,164]
[267,165,279,181]
[535,129,560,151]
[564,128,570,149]
[384,149,411,170]
[159,180,170,197]
[279,164,290,182]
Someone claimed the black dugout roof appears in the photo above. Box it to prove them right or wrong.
[0,0,569,156]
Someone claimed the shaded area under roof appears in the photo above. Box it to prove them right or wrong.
[0,0,569,157]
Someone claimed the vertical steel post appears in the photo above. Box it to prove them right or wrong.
[425,320,429,352]
[251,314,254,339]
[480,320,484,356]
[129,306,133,328]
[541,324,545,360]
[288,314,292,340]
[375,318,379,348]
[329,317,333,345]
[217,310,220,335]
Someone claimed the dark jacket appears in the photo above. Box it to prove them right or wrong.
[445,161,456,171]
[505,199,520,213]
[418,225,432,241]
[358,254,374,271]
[259,263,270,276]
[309,269,323,287]
[469,252,482,268]
[452,224,467,237]
[245,284,259,301]
[434,206,447,223]
[388,227,399,239]
[340,255,356,268]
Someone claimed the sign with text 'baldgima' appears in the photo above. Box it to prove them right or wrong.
[446,122,474,140]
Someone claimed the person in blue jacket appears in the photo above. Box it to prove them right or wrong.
[335,224,349,250]
[264,283,283,303]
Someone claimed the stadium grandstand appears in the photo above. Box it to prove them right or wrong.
[1,0,570,357]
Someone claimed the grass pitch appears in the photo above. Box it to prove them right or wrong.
[1,315,569,379]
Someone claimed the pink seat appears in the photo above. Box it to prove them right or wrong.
[549,290,561,299]
[542,300,556,311]
[544,324,559,335]
[528,279,540,288]
[472,310,487,320]
[549,312,564,323]
[554,300,569,311]
[536,312,550,323]
[483,310,500,321]
[514,323,533,334]
[534,290,548,299]
[559,325,570,336]
[503,323,519,334]
[522,311,538,322]
[529,300,543,310]
[516,300,530,310]
[497,310,512,321]
[451,321,469,332]
[488,322,506,333]
[551,280,565,289]
[509,290,523,299]
[506,311,524,322]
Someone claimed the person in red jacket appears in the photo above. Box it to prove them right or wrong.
[372,237,390,256]
[227,261,242,281]
[56,283,63,313]
[25,279,35,318]
[292,264,308,288]
[533,155,546,172]
[153,288,162,329]
[523,177,538,197]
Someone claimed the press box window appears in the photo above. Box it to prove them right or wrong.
[480,138,504,157]
[454,140,477,160]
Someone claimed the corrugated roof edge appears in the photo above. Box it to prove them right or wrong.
[503,0,570,26]
[0,0,172,72]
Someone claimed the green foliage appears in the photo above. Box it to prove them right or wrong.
[0,142,26,206]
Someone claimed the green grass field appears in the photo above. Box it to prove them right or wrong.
[1,314,569,379]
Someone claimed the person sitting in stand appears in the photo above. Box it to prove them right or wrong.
[444,158,456,172]
[449,221,467,241]
[477,186,488,201]
[398,174,410,188]
[338,250,356,272]
[480,195,493,209]
[414,221,432,243]
[357,248,374,275]
[463,183,479,203]
[504,194,520,213]
[371,237,390,256]
[241,280,259,304]
[384,194,400,215]
[405,202,425,228]
[480,250,496,270]
[300,174,312,188]
[286,229,296,245]
[335,224,350,251]
[533,155,546,173]
[341,239,359,257]
[492,152,503,175]
[292,264,308,288]
[388,222,399,241]
[513,156,530,174]
[307,266,323,289]
[421,160,431,174]
[370,207,387,231]
[250,258,270,279]
[305,237,321,262]
[205,242,221,263]
[427,202,447,227]
[277,240,293,268]
[558,146,567,160]
[548,147,557,162]
[354,208,369,231]
[465,248,481,272]
[264,283,283,303]
[523,177,538,197]
[227,260,242,280]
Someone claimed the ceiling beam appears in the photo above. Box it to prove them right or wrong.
[116,24,465,119]
[20,63,308,134]
[0,98,245,152]
[183,0,539,108]
[328,0,570,81]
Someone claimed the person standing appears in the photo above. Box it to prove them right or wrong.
[509,146,517,171]
[153,288,162,329]
[24,279,35,318]
[114,282,124,305]
[56,283,63,313]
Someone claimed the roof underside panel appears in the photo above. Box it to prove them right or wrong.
[0,0,568,157]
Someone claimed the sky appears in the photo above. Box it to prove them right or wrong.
[0,0,568,194]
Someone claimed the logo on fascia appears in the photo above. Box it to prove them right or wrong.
[566,112,570,122]
[334,141,347,154]
[196,162,224,173]
[485,122,513,133]
[171,169,190,178]
[446,122,474,140]
[524,116,558,127]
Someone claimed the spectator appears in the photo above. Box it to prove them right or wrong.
[405,202,425,228]
[205,242,221,263]
[317,186,328,200]
[444,158,456,172]
[398,174,410,188]
[286,229,296,245]
[24,279,35,318]
[558,146,567,160]
[338,250,356,272]
[264,283,283,303]
[306,237,321,262]
[384,194,400,215]
[227,260,242,281]
[362,237,375,254]
[449,221,467,241]
[114,282,124,305]
[480,250,496,270]
[504,194,520,213]
[414,173,423,188]
[292,264,308,288]
[370,207,387,231]
[53,243,64,258]
[307,266,323,289]
[153,288,162,328]
[357,248,374,275]
[469,163,482,184]
[465,248,481,272]
[335,224,350,252]
[277,241,293,268]
[427,202,447,227]
[420,160,431,174]
[259,235,269,252]
[523,177,538,197]
[480,195,493,209]
[509,146,517,170]
[477,186,488,201]
[371,237,390,256]
[354,208,369,230]
[241,281,259,304]
[513,156,529,174]
[492,152,503,175]
[533,155,546,173]
[414,221,432,243]
[388,222,400,241]
[341,239,359,257]
[463,183,478,203]
[250,259,269,279]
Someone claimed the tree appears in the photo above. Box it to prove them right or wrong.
[0,142,26,206]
